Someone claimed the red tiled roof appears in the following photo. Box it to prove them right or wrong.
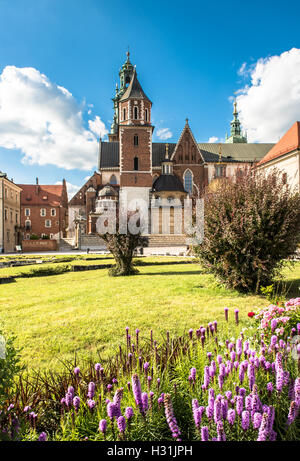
[257,121,300,166]
[18,184,64,206]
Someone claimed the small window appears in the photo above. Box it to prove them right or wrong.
[123,108,126,121]
[40,208,46,217]
[51,209,56,217]
[134,106,138,120]
[7,230,10,243]
[134,157,139,171]
[45,219,51,228]
[184,170,193,194]
[134,135,138,146]
[15,213,18,224]
[4,188,7,199]
[4,209,7,220]
[110,175,117,185]
[25,208,30,216]
[145,108,148,122]
[10,211,12,222]
[50,234,54,239]
[25,220,31,230]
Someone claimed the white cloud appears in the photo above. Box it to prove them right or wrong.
[238,62,247,76]
[156,128,173,140]
[236,48,300,142]
[207,136,219,143]
[0,66,108,170]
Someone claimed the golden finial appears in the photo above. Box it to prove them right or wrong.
[218,144,222,163]
[165,143,169,159]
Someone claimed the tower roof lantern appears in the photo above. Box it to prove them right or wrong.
[119,69,151,103]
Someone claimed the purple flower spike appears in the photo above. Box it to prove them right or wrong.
[142,392,149,412]
[252,412,262,429]
[217,421,226,441]
[227,409,235,426]
[235,309,239,325]
[287,401,298,426]
[190,367,196,381]
[164,394,181,441]
[201,426,209,441]
[117,416,126,434]
[73,396,80,413]
[99,419,107,434]
[125,407,134,420]
[74,366,80,378]
[224,307,229,322]
[87,399,96,410]
[107,402,116,419]
[38,432,47,441]
[241,411,250,431]
[132,374,144,414]
[257,412,270,441]
[87,382,95,399]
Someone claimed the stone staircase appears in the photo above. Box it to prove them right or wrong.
[80,234,107,251]
[146,234,187,247]
[58,238,75,252]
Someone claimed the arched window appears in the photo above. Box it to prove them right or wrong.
[184,170,193,195]
[134,135,138,146]
[109,174,117,185]
[145,108,148,122]
[134,157,139,171]
[134,106,138,120]
[123,108,126,121]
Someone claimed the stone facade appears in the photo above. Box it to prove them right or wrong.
[0,172,22,253]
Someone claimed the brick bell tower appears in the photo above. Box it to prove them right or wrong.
[118,63,153,206]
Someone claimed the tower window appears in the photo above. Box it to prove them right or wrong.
[145,108,148,122]
[134,157,139,171]
[134,106,138,120]
[184,170,193,195]
[110,174,117,185]
[134,135,138,146]
[123,108,126,121]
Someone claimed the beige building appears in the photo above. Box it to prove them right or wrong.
[0,172,22,253]
[256,121,300,191]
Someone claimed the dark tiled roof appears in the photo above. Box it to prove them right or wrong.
[99,142,275,169]
[119,70,151,102]
[100,142,119,168]
[152,143,177,166]
[152,174,186,193]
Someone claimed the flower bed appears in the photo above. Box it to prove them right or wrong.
[1,303,299,441]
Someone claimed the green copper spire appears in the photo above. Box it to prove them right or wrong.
[110,51,135,137]
[225,99,247,144]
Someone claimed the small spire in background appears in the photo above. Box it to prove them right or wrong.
[218,144,222,163]
[165,143,169,159]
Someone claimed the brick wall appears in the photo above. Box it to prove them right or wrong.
[21,239,58,252]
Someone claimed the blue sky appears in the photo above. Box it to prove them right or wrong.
[0,0,300,197]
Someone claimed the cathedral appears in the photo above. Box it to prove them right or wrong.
[68,52,274,248]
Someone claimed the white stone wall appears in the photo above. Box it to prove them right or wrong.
[258,151,299,192]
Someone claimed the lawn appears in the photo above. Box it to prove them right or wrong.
[1,256,300,371]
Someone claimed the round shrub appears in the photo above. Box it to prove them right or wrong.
[193,169,300,293]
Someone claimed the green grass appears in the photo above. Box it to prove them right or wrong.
[1,256,300,372]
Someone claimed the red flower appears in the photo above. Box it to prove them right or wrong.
[248,312,255,318]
